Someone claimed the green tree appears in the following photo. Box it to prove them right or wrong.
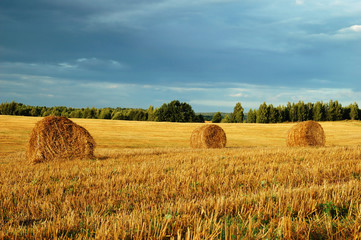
[70,109,83,118]
[221,114,231,123]
[307,102,314,120]
[276,106,284,123]
[40,107,47,117]
[297,101,308,122]
[146,106,156,121]
[42,108,52,117]
[313,101,325,121]
[128,109,147,121]
[99,108,112,119]
[61,109,69,118]
[83,107,91,119]
[256,102,269,123]
[334,100,343,120]
[350,102,359,120]
[268,104,279,123]
[7,101,17,115]
[112,111,126,120]
[284,102,291,122]
[16,105,30,117]
[289,103,298,122]
[230,102,244,123]
[326,100,343,121]
[212,112,222,123]
[89,107,98,119]
[29,107,40,117]
[195,114,205,123]
[154,100,198,122]
[51,107,62,116]
[247,109,257,123]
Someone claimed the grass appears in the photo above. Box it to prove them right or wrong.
[1,115,361,239]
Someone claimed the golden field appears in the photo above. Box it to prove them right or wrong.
[1,115,361,239]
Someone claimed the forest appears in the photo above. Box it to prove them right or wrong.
[244,100,359,123]
[0,100,359,123]
[0,100,204,122]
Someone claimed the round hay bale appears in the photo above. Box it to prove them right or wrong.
[287,120,325,147]
[26,116,96,163]
[190,124,227,148]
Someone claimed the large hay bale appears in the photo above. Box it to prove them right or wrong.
[190,124,227,148]
[287,120,325,147]
[27,116,96,163]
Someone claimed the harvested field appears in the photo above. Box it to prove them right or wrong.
[1,116,361,239]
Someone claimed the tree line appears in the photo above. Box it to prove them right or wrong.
[0,100,204,122]
[211,100,359,123]
[0,100,360,123]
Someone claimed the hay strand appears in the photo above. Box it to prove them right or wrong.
[26,116,96,163]
[190,124,227,148]
[287,120,325,147]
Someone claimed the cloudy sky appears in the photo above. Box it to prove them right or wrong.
[1,0,361,112]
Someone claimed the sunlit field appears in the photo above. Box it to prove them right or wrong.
[1,115,361,239]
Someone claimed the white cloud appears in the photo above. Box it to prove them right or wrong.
[339,25,361,33]
[107,84,120,89]
[0,73,57,85]
[0,59,128,77]
[295,0,304,5]
[78,82,138,91]
[0,79,27,87]
[58,63,76,69]
[190,83,361,110]
[39,94,55,98]
[306,24,361,41]
[230,93,244,97]
[127,84,209,92]
[229,87,252,98]
[229,92,250,98]
[1,62,360,111]
[189,99,238,107]
[74,57,127,70]
[329,25,361,40]
[86,0,239,29]
[164,86,208,92]
[349,25,361,32]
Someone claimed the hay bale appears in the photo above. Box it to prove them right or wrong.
[287,120,325,147]
[26,116,96,163]
[190,124,227,148]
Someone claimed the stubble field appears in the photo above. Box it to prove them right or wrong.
[1,115,361,239]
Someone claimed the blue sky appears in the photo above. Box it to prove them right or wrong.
[1,0,361,112]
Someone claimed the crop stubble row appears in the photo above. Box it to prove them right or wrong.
[1,146,361,238]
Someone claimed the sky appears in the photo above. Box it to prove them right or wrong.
[1,0,361,112]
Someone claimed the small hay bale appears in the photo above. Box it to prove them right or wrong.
[190,124,227,148]
[26,116,96,163]
[287,120,325,147]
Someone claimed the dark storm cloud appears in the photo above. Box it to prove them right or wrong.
[1,0,361,111]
